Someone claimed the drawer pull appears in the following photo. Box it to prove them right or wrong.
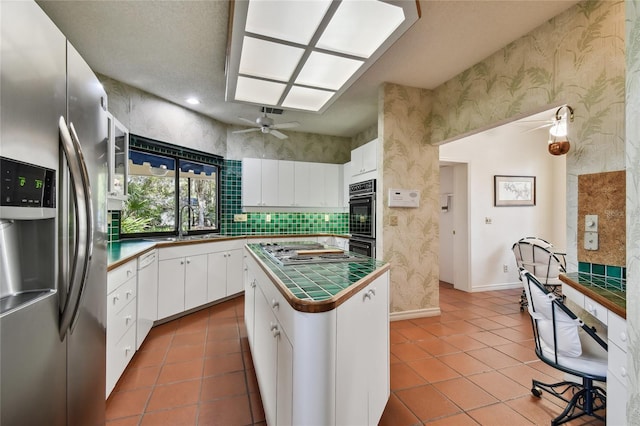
[126,270,132,276]
[272,329,280,338]
[621,367,627,378]
[124,346,132,356]
[113,294,120,304]
[272,299,279,309]
[586,303,597,315]
[126,290,133,299]
[620,332,627,342]
[270,322,278,331]
[125,315,132,325]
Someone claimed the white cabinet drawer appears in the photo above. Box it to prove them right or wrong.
[108,259,137,293]
[608,341,629,386]
[106,324,136,397]
[107,298,137,348]
[608,311,628,351]
[562,284,584,308]
[584,296,607,325]
[107,275,137,319]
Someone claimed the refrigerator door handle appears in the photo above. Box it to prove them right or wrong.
[58,117,93,339]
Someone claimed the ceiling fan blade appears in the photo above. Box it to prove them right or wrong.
[232,128,260,134]
[238,117,258,125]
[270,129,288,139]
[272,121,300,130]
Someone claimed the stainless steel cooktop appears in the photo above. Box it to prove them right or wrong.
[260,242,369,266]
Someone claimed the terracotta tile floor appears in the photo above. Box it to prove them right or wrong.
[106,283,606,425]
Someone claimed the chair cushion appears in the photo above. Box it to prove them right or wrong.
[537,318,582,357]
[539,327,608,378]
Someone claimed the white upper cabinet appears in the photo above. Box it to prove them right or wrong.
[243,158,342,210]
[261,159,279,206]
[351,139,377,177]
[107,113,129,210]
[278,160,295,207]
[242,158,262,206]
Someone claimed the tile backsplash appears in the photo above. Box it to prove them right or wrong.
[578,261,626,280]
[220,160,348,236]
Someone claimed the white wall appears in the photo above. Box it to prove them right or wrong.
[439,124,566,291]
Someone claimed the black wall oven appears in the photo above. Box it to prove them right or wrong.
[349,179,376,258]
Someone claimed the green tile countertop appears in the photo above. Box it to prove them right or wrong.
[560,272,626,318]
[108,240,156,269]
[246,243,389,313]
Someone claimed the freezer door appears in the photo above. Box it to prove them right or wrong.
[64,41,108,426]
[0,2,67,425]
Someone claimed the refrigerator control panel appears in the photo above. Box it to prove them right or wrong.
[1,157,56,208]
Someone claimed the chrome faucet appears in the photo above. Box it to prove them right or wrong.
[178,204,195,239]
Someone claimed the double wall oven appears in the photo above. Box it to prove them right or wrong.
[348,179,376,258]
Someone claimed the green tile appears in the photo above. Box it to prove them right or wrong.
[591,263,605,276]
[606,265,622,278]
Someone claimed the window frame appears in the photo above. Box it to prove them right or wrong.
[120,135,222,240]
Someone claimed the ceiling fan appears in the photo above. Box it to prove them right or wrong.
[233,111,300,140]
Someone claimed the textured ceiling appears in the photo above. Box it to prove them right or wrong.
[37,0,579,138]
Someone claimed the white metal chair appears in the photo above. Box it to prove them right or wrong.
[512,237,566,310]
[521,269,607,425]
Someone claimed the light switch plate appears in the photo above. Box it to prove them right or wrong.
[584,231,598,250]
[585,214,598,232]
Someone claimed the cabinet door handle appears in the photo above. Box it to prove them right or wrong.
[270,322,278,331]
[363,292,371,301]
[244,266,248,271]
[113,294,120,304]
[620,332,627,342]
[251,279,257,288]
[621,367,628,378]
[125,315,132,325]
[273,329,280,338]
[126,290,133,299]
[124,346,132,356]
[180,260,184,265]
[126,269,132,276]
[369,288,376,297]
[272,299,279,309]
[186,258,191,264]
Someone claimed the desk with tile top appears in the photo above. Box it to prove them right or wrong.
[559,273,627,426]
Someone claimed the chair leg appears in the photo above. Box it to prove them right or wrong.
[519,289,528,312]
[531,377,606,425]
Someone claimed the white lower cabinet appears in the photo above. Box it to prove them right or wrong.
[208,241,245,301]
[158,254,207,319]
[606,311,628,426]
[244,249,389,425]
[253,284,293,426]
[106,259,138,397]
[336,277,389,424]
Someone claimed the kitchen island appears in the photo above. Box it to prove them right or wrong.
[244,242,390,426]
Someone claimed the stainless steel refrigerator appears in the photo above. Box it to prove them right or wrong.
[0,2,107,425]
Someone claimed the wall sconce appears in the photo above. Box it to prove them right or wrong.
[548,105,574,155]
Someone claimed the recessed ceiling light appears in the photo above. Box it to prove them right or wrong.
[186,98,200,105]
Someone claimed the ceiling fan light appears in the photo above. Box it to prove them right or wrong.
[317,0,406,58]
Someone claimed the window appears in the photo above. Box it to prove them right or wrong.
[121,137,221,238]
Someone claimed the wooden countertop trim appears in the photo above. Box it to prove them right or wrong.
[559,274,626,319]
[246,248,390,314]
[107,233,350,270]
[107,246,155,271]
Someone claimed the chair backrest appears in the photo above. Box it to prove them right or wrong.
[520,269,582,358]
[512,237,565,284]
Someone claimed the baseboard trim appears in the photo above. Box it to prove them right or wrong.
[390,307,441,321]
[471,282,523,292]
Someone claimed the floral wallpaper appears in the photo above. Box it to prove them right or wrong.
[380,1,626,316]
[380,84,439,314]
[225,125,349,163]
[430,0,626,272]
[626,0,640,421]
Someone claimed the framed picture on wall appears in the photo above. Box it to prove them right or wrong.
[494,175,536,206]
